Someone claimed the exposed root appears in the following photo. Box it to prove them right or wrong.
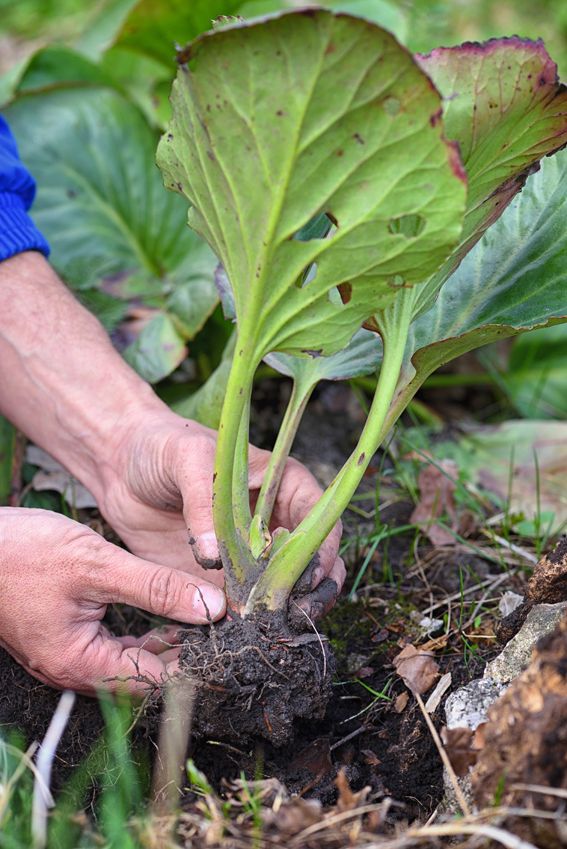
[178,613,334,747]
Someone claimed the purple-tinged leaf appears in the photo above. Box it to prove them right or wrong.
[412,37,567,316]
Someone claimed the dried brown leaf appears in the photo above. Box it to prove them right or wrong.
[393,644,440,695]
[441,726,481,777]
[394,691,409,713]
[335,768,371,812]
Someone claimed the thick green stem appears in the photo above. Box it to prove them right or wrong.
[249,377,314,558]
[232,388,253,532]
[245,293,415,613]
[213,333,260,593]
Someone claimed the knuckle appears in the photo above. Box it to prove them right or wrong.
[146,567,180,618]
[189,433,216,460]
[41,651,79,689]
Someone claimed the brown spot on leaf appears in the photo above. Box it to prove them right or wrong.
[353,132,365,144]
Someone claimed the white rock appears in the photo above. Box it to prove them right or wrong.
[445,677,506,731]
[485,601,567,684]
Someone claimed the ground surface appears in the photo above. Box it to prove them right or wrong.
[0,379,558,847]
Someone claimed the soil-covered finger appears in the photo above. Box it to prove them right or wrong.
[288,577,339,630]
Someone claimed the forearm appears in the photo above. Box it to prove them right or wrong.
[0,252,166,498]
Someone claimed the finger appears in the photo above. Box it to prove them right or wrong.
[291,555,345,624]
[158,647,181,665]
[277,461,343,579]
[116,625,182,654]
[172,436,222,569]
[95,543,226,624]
[312,522,343,582]
[291,575,341,625]
[97,642,169,697]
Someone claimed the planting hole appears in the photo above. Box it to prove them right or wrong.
[388,213,426,238]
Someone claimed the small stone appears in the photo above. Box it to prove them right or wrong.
[418,615,444,636]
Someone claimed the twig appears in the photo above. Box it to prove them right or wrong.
[405,821,539,849]
[151,677,195,816]
[480,529,538,564]
[32,690,76,849]
[509,783,567,800]
[329,725,367,752]
[423,571,515,616]
[413,691,471,817]
[291,802,401,843]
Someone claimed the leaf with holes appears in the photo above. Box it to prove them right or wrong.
[157,9,466,361]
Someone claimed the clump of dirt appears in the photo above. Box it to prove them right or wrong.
[179,613,334,747]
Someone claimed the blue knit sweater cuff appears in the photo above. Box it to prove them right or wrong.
[0,191,50,262]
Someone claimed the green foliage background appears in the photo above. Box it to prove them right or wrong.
[1,0,566,74]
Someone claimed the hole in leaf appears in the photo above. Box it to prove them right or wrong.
[297,261,318,289]
[294,212,332,242]
[338,282,352,304]
[388,214,425,238]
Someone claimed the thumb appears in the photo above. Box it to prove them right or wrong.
[173,438,222,570]
[97,545,226,623]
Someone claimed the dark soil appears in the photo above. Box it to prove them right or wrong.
[178,613,333,747]
[0,378,524,823]
[0,602,446,819]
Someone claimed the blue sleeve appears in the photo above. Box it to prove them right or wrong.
[0,115,50,261]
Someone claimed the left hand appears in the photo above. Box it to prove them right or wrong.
[99,409,345,616]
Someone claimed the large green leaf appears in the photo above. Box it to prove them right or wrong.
[157,10,466,361]
[391,147,567,416]
[0,45,113,107]
[410,38,567,317]
[173,333,237,427]
[486,324,567,420]
[122,312,187,383]
[5,86,218,382]
[110,0,261,66]
[265,328,381,386]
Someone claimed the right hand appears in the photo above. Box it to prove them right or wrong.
[0,507,226,696]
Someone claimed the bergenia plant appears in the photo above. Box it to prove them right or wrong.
[158,10,567,627]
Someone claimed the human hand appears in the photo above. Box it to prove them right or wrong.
[99,409,345,618]
[0,508,226,695]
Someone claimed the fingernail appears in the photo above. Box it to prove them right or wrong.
[192,531,222,570]
[193,585,225,620]
[311,566,323,589]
